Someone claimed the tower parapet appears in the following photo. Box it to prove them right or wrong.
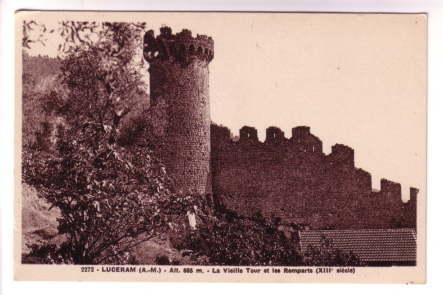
[143,26,214,65]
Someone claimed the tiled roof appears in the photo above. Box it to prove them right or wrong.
[299,228,416,262]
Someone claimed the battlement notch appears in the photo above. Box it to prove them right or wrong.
[355,168,372,191]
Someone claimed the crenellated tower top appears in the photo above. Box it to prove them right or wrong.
[143,26,214,65]
[143,26,213,194]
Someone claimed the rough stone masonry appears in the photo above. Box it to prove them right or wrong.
[144,27,417,230]
[144,26,213,194]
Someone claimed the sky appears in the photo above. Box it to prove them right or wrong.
[20,12,427,200]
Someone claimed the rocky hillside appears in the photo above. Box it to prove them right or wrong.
[21,183,63,255]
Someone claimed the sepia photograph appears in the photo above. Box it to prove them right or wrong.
[15,11,426,282]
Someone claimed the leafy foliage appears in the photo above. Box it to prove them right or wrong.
[22,54,62,149]
[176,209,302,266]
[303,236,363,266]
[23,131,172,264]
[21,21,173,264]
[21,20,362,267]
[22,20,54,49]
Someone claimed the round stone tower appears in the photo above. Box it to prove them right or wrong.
[143,27,214,194]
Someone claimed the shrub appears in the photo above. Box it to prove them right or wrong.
[177,208,302,266]
[303,236,363,266]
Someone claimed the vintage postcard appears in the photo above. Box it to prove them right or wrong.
[15,11,426,283]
